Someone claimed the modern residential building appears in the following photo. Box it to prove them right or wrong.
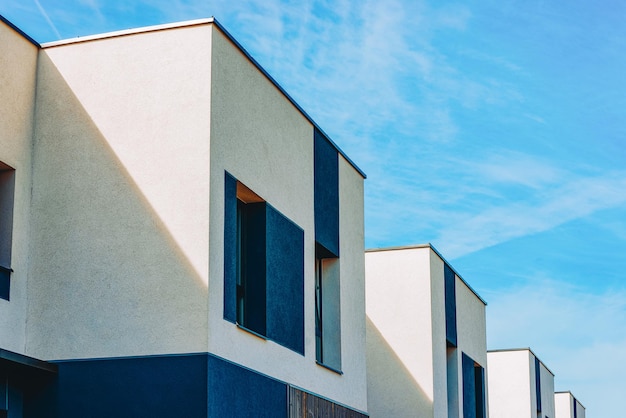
[487,348,555,418]
[0,15,368,417]
[365,244,488,418]
[555,392,585,418]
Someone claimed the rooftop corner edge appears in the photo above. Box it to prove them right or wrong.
[0,13,40,47]
[210,18,366,179]
[365,243,487,305]
[33,15,366,179]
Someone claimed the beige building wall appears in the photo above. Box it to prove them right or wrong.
[26,22,213,360]
[366,247,436,417]
[0,18,39,354]
[207,26,367,412]
[488,349,555,418]
[366,245,488,418]
[555,391,585,418]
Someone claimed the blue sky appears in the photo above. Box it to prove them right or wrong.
[2,0,625,415]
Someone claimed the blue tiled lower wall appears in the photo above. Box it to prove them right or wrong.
[22,353,289,418]
[25,353,208,418]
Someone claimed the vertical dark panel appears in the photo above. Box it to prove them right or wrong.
[462,353,476,418]
[444,264,457,347]
[474,364,486,418]
[288,386,368,418]
[573,397,578,418]
[242,202,267,336]
[535,356,542,413]
[223,171,238,323]
[313,129,339,258]
[208,355,287,418]
[266,205,305,355]
[0,268,10,302]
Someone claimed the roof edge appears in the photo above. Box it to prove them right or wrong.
[0,14,40,47]
[40,17,214,48]
[38,16,366,178]
[210,18,366,178]
[487,348,556,376]
[366,243,487,305]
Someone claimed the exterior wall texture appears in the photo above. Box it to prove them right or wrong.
[487,349,555,418]
[0,18,39,354]
[27,23,213,360]
[208,26,367,412]
[0,16,368,417]
[365,246,488,418]
[555,392,586,418]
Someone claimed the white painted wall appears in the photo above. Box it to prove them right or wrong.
[555,392,573,418]
[0,19,38,354]
[488,349,555,418]
[207,25,367,412]
[366,247,435,417]
[555,392,586,418]
[366,245,488,418]
[27,23,212,360]
[487,350,533,418]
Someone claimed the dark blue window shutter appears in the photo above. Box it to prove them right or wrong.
[462,353,476,418]
[314,129,339,258]
[444,264,457,347]
[474,363,486,418]
[535,356,542,413]
[265,205,305,355]
[223,172,238,323]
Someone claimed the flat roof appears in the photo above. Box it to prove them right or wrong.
[36,17,366,178]
[366,243,487,305]
[487,347,555,376]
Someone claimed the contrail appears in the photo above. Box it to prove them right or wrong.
[34,0,62,39]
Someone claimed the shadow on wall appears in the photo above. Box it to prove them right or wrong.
[366,317,432,417]
[26,52,209,360]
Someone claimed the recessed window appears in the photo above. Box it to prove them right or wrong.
[315,249,341,372]
[462,353,486,418]
[223,172,305,354]
[0,162,15,301]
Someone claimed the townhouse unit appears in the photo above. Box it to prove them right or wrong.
[555,392,585,418]
[0,15,368,417]
[487,349,555,418]
[365,245,488,418]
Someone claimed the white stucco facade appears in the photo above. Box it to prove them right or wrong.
[487,349,555,418]
[555,392,586,418]
[0,16,39,355]
[0,16,367,415]
[365,245,488,418]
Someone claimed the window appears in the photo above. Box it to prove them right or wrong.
[0,162,15,301]
[223,172,305,354]
[462,353,486,418]
[315,250,341,372]
[313,129,342,372]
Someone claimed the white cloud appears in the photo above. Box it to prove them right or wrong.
[485,280,626,417]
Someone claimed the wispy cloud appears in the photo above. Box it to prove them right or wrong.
[436,170,626,258]
[485,279,626,416]
[33,0,62,39]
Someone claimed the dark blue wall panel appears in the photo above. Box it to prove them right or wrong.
[444,264,457,347]
[462,353,476,418]
[266,205,305,355]
[224,171,238,323]
[474,362,486,418]
[535,356,542,413]
[207,355,287,418]
[314,129,339,258]
[25,354,208,418]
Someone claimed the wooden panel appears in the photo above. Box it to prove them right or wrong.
[288,386,368,418]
